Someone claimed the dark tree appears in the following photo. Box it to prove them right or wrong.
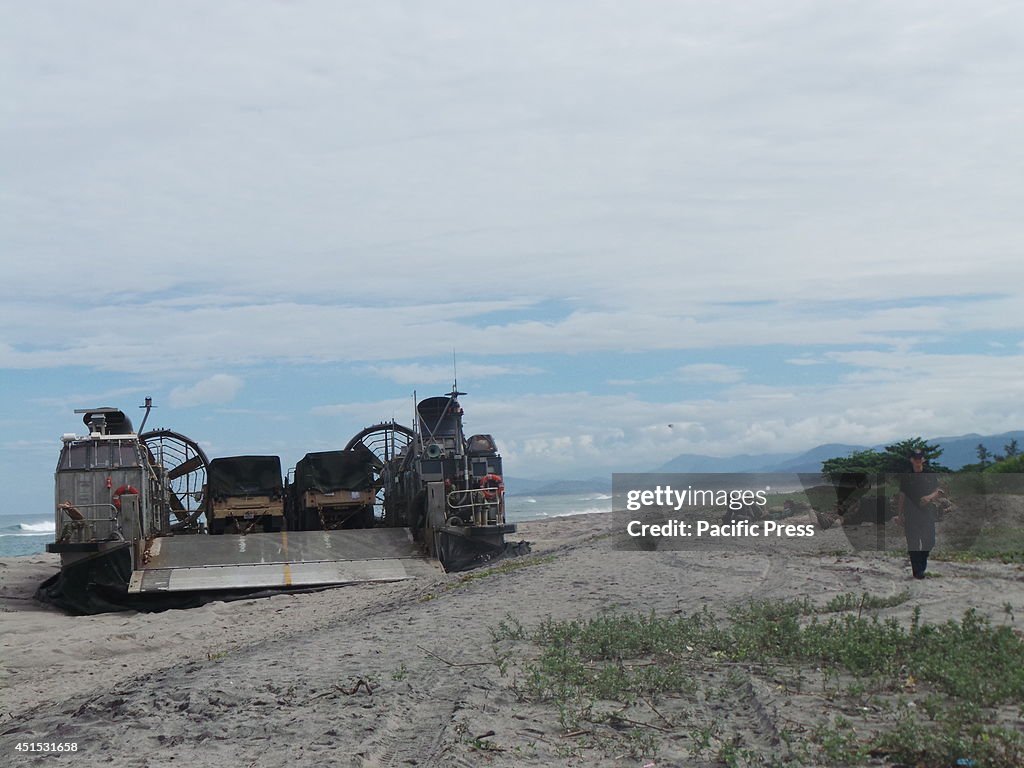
[821,449,886,482]
[881,438,947,472]
[820,437,948,481]
[976,443,991,469]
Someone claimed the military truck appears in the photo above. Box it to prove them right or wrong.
[205,455,285,534]
[287,446,380,531]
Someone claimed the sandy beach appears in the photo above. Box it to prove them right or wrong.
[2,512,1022,767]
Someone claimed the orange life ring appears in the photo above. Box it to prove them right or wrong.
[112,484,139,510]
[478,473,504,501]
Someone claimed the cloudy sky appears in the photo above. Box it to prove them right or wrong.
[2,1,1023,511]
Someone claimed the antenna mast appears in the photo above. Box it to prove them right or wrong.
[138,396,155,433]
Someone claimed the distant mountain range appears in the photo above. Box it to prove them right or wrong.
[507,430,1024,494]
[653,431,1024,474]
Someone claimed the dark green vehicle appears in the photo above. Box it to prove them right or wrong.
[287,446,380,531]
[205,455,285,534]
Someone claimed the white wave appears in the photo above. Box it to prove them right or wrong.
[579,493,612,501]
[523,498,537,503]
[553,506,612,518]
[18,521,56,533]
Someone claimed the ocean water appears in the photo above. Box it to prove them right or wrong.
[0,493,612,558]
[503,492,613,524]
[0,512,57,557]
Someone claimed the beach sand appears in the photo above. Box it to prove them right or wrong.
[2,512,1022,766]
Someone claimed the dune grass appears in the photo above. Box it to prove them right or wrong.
[491,595,1024,765]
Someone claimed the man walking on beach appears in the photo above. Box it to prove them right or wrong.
[897,448,944,579]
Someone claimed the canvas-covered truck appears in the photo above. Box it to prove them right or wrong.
[205,455,285,534]
[288,446,380,531]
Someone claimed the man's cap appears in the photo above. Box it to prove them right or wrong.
[910,449,926,459]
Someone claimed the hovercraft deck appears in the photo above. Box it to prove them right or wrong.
[128,528,439,594]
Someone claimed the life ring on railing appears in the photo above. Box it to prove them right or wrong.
[112,484,139,510]
[478,473,504,501]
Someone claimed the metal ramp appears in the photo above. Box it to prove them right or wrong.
[127,528,439,594]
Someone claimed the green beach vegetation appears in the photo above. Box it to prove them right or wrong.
[490,597,1024,765]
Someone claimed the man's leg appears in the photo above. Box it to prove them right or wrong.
[909,551,927,579]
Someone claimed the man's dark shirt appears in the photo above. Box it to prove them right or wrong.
[899,471,938,512]
[899,470,939,551]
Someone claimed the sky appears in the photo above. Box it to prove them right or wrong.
[2,1,1023,515]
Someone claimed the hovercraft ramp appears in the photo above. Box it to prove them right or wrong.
[128,528,439,594]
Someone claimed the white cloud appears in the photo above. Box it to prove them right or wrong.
[29,386,152,411]
[2,2,1024,313]
[437,348,1024,476]
[311,398,412,419]
[3,294,1018,377]
[0,438,56,454]
[364,361,543,385]
[2,2,1024,511]
[677,363,744,384]
[169,374,244,408]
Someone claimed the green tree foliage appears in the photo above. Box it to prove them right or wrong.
[883,438,946,471]
[986,454,1024,474]
[821,449,887,482]
[821,438,948,481]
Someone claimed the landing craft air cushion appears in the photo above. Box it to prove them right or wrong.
[37,392,520,614]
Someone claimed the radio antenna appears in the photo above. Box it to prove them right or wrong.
[138,396,155,433]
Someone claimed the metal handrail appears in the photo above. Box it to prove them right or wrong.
[446,487,505,526]
[57,502,125,541]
